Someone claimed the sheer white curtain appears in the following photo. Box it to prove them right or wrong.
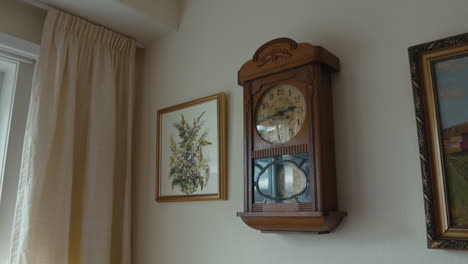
[8,9,135,264]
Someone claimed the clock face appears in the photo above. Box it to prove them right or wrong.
[255,84,306,144]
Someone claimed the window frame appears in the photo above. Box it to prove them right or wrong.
[0,56,20,201]
[0,32,39,262]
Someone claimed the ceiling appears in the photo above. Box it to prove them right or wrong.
[27,0,182,42]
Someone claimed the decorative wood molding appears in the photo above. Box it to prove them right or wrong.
[253,38,298,62]
[237,211,346,233]
[252,144,308,158]
[295,66,309,81]
[252,204,263,212]
[238,37,340,85]
[251,79,262,95]
[253,203,313,212]
[256,49,292,67]
[408,32,468,250]
[299,203,313,211]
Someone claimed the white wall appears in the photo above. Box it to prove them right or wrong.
[0,0,46,44]
[118,0,183,29]
[132,0,468,263]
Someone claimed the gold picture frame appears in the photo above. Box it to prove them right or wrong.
[156,93,227,202]
[408,33,468,249]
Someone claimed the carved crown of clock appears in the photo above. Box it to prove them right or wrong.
[237,38,346,234]
[238,38,339,86]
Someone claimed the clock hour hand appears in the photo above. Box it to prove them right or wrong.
[257,112,281,123]
[257,106,297,123]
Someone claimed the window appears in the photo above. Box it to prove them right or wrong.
[0,32,38,261]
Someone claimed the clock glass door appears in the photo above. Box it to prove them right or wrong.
[253,153,312,204]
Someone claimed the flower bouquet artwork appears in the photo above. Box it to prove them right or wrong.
[169,112,211,195]
[156,93,226,202]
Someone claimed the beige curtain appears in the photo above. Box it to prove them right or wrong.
[8,9,135,264]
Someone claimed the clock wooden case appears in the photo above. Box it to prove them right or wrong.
[236,38,346,233]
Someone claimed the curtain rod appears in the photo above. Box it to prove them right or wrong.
[23,0,145,49]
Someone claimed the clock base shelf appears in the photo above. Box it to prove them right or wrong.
[237,211,346,234]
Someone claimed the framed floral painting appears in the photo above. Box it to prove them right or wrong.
[156,93,227,202]
[409,32,468,249]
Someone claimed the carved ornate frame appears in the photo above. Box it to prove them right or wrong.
[408,32,468,250]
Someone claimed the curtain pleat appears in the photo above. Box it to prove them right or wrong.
[8,9,135,264]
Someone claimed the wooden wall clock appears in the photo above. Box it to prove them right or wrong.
[236,38,346,233]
